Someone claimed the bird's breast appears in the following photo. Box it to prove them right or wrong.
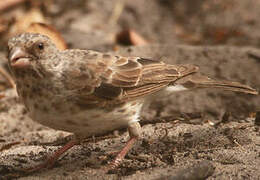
[19,84,143,138]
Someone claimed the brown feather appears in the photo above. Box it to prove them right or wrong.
[92,56,198,102]
[122,82,169,101]
[65,51,257,107]
[94,83,123,100]
[175,73,258,95]
[61,51,201,104]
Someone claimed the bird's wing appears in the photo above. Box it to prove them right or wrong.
[63,50,199,105]
[98,57,199,101]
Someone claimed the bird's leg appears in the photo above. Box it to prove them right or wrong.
[110,121,141,169]
[24,138,78,173]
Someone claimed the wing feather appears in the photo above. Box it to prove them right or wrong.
[98,56,198,101]
[63,50,199,104]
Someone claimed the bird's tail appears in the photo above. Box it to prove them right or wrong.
[174,73,258,95]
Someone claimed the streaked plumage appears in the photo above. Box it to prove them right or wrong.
[7,33,258,171]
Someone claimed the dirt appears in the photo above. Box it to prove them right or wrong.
[0,0,260,179]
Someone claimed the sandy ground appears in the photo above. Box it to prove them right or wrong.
[0,44,259,179]
[0,0,260,179]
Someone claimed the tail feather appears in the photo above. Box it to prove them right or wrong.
[198,81,258,95]
[174,73,258,95]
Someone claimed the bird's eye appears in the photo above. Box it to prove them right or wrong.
[37,43,44,50]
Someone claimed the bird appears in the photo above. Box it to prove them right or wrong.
[7,33,258,172]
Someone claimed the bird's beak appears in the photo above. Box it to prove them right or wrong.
[9,47,30,68]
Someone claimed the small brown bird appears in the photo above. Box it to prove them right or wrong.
[7,33,258,172]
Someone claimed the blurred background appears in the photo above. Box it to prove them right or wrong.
[1,0,260,48]
[1,0,260,91]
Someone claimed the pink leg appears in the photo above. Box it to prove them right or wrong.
[25,139,78,173]
[109,122,141,169]
[110,137,138,169]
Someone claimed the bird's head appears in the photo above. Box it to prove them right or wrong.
[7,33,59,79]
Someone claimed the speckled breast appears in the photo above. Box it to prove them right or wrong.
[20,86,143,138]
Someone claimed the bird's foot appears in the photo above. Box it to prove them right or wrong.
[22,139,78,174]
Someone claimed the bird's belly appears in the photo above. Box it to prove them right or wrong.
[29,101,142,138]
